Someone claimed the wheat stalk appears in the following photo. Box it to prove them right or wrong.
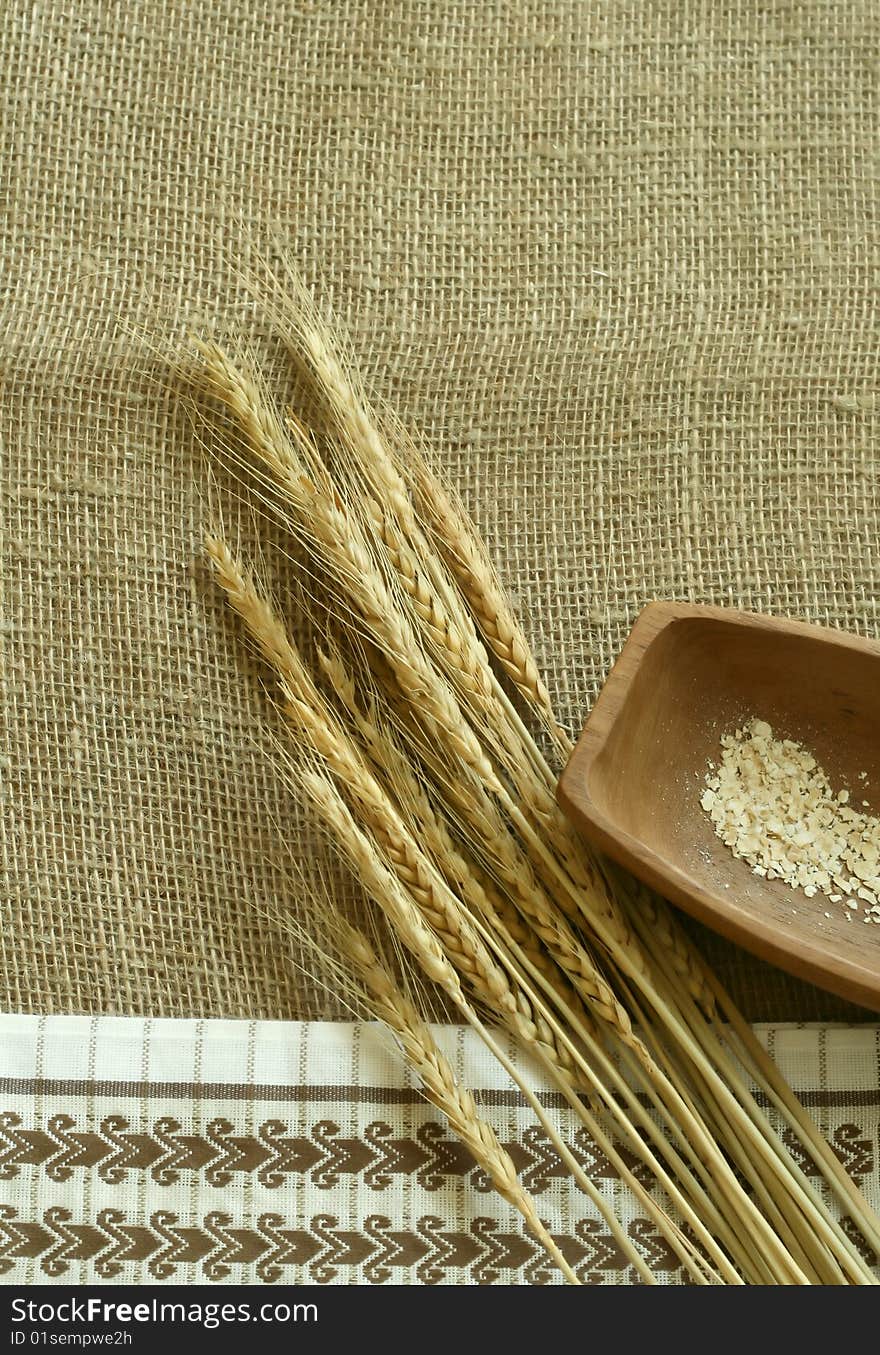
[205,538,509,1009]
[344,385,879,1279]
[312,644,760,1277]
[198,380,821,1281]
[193,271,880,1285]
[208,538,735,1281]
[316,644,587,1072]
[296,763,663,1283]
[264,317,650,966]
[197,355,656,1036]
[314,910,582,1284]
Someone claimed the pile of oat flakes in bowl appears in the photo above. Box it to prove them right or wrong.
[700,718,880,923]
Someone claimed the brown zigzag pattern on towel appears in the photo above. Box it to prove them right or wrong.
[0,1204,686,1284]
[0,1111,671,1192]
[2,1110,874,1193]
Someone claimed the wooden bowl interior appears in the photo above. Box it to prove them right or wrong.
[588,616,880,968]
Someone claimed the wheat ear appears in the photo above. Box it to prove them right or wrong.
[260,316,656,976]
[196,341,653,999]
[327,913,581,1284]
[201,424,648,1067]
[208,537,723,1280]
[205,536,512,1009]
[317,645,592,1066]
[196,342,499,790]
[204,413,808,1283]
[195,283,880,1281]
[296,764,660,1283]
[206,537,645,1127]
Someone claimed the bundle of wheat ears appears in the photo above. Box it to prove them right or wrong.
[191,264,880,1285]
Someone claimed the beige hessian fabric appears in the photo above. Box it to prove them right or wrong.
[1,2,878,1021]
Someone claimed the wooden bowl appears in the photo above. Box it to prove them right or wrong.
[556,601,880,1011]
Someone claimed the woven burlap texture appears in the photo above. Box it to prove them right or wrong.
[2,1,877,1022]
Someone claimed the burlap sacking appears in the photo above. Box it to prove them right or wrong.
[2,2,877,1021]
